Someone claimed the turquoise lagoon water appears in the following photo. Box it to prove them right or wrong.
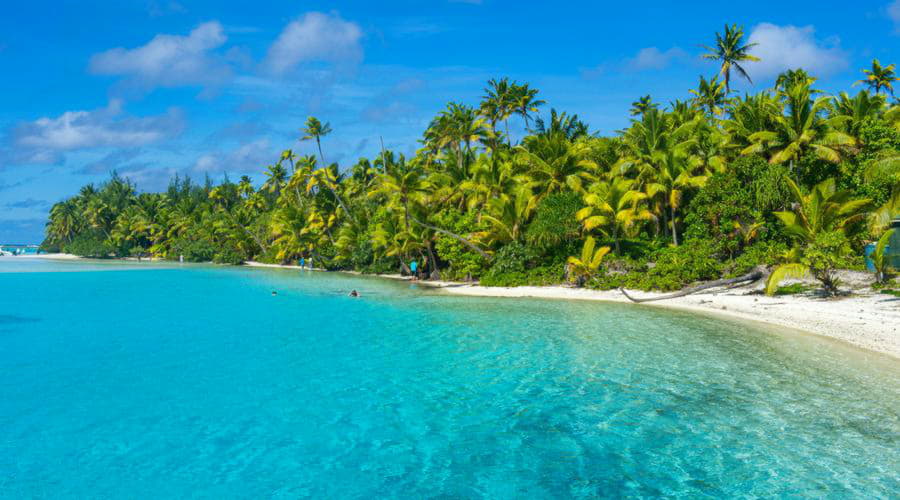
[1,259,898,498]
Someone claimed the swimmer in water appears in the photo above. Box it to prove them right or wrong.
[348,290,360,297]
[271,291,278,296]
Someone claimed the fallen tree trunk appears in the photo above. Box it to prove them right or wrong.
[619,270,763,303]
[408,214,492,261]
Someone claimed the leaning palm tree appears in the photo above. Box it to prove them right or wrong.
[854,59,898,96]
[701,24,760,93]
[300,116,333,164]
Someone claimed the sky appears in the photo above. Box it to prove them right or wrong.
[1,0,899,243]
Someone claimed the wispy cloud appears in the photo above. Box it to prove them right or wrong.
[76,148,146,175]
[89,21,232,92]
[5,198,50,209]
[746,23,849,79]
[361,78,425,122]
[0,180,25,191]
[262,12,363,76]
[625,47,689,71]
[889,0,900,33]
[7,100,184,165]
[146,0,186,17]
[190,138,275,176]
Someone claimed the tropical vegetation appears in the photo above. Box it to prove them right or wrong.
[44,26,900,296]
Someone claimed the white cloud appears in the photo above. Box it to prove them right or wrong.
[626,47,689,71]
[263,12,363,75]
[745,23,849,79]
[8,100,183,164]
[889,1,900,33]
[89,21,231,90]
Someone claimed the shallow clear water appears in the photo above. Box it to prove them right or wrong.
[1,260,898,498]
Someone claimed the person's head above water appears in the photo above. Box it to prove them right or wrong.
[271,291,277,296]
[349,290,360,297]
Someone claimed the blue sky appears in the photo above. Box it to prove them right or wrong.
[2,0,899,243]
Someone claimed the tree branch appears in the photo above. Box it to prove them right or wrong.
[408,214,492,261]
[619,270,763,303]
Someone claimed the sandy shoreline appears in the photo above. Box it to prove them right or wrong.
[8,254,897,359]
[4,253,81,260]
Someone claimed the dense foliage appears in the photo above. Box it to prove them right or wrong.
[44,27,900,294]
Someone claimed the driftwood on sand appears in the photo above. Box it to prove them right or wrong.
[619,270,764,303]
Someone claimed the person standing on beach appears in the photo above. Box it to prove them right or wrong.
[299,257,305,269]
[410,259,418,280]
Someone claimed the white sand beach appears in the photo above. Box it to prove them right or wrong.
[6,253,81,260]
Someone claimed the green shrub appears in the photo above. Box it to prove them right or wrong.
[432,208,488,280]
[480,242,564,286]
[213,248,244,265]
[525,192,582,249]
[683,156,790,257]
[591,240,722,291]
[725,240,787,277]
[171,238,216,262]
[64,233,114,258]
[774,283,812,295]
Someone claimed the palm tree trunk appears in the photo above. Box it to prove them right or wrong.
[316,137,326,165]
[670,204,679,246]
[505,118,511,147]
[325,182,358,226]
[425,241,440,280]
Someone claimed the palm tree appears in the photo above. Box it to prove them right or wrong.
[300,116,333,164]
[854,59,898,96]
[532,109,590,140]
[722,91,781,154]
[46,199,82,245]
[765,178,871,295]
[743,82,854,167]
[425,102,491,175]
[774,68,818,93]
[514,132,595,200]
[262,163,287,198]
[701,24,760,93]
[511,83,545,132]
[567,236,611,286]
[475,187,535,246]
[576,178,654,254]
[645,149,708,246]
[480,77,516,146]
[689,75,728,116]
[629,95,658,116]
[829,90,886,140]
